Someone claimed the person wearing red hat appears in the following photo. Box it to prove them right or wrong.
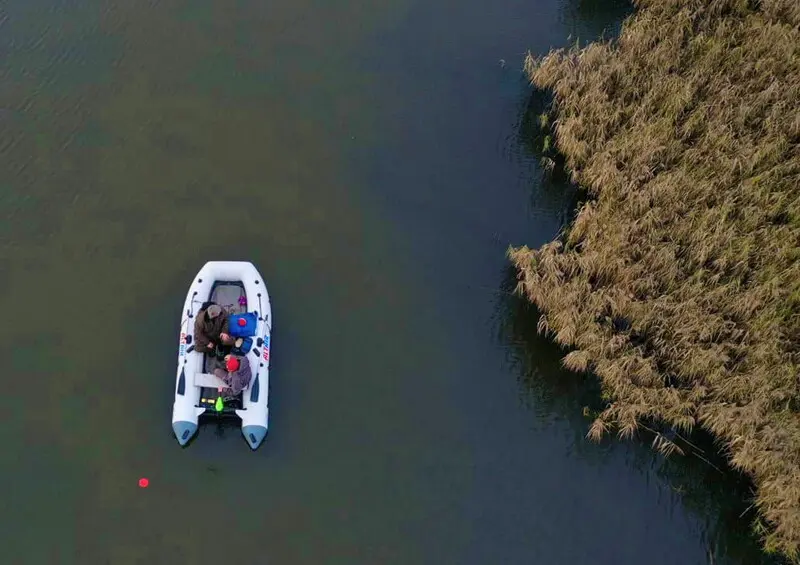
[225,356,240,372]
[214,354,252,398]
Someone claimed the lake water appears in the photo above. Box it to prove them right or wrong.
[0,1,785,563]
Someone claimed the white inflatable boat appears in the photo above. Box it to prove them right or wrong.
[171,261,272,449]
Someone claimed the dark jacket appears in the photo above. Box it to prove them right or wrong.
[193,307,229,351]
[214,355,252,396]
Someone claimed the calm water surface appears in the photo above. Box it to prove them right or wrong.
[0,1,783,564]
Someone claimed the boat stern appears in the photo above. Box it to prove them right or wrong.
[242,425,268,450]
[173,420,198,446]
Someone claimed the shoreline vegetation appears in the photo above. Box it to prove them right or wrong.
[496,264,788,564]
[510,0,799,560]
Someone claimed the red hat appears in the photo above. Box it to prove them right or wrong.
[226,357,240,372]
[237,317,247,326]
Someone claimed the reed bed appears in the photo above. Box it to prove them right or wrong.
[510,0,800,557]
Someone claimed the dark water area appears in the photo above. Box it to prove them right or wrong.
[0,0,785,564]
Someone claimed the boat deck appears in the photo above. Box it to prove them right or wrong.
[198,281,247,415]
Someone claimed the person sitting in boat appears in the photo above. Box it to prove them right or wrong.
[194,303,234,355]
[214,354,252,398]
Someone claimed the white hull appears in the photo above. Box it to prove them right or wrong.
[171,261,272,449]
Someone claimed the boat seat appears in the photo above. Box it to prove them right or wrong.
[193,372,230,389]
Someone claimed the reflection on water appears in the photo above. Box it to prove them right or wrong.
[515,87,581,230]
[493,265,788,565]
[558,0,633,43]
[497,16,790,559]
[516,0,634,226]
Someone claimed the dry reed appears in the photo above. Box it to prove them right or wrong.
[511,0,800,558]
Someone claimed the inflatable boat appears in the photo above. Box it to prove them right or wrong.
[171,261,272,449]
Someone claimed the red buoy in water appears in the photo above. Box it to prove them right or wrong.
[138,478,149,488]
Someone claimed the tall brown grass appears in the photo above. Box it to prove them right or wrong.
[510,0,800,558]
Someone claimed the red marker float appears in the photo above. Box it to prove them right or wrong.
[138,477,149,488]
